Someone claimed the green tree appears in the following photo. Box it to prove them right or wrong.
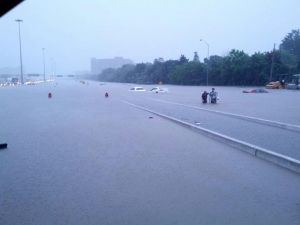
[206,55,224,85]
[280,29,300,61]
[222,50,251,85]
[169,62,205,85]
[249,52,269,85]
[179,55,189,64]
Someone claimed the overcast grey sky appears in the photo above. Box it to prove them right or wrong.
[1,0,300,74]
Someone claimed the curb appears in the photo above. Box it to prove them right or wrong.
[123,100,300,174]
[149,98,300,134]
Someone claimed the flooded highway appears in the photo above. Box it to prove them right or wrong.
[0,80,300,225]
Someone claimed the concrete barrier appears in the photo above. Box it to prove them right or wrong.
[149,98,300,134]
[123,100,300,174]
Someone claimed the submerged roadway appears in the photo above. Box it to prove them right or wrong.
[0,80,299,225]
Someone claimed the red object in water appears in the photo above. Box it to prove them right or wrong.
[48,92,52,98]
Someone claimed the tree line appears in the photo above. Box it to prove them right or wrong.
[96,29,300,86]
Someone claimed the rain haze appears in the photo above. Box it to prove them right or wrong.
[1,0,300,74]
[1,1,300,225]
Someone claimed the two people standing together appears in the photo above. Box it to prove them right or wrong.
[202,88,218,104]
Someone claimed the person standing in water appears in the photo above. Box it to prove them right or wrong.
[209,88,217,104]
[202,91,208,103]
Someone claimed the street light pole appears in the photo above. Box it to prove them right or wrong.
[15,19,24,84]
[42,48,46,81]
[269,43,276,82]
[200,39,210,86]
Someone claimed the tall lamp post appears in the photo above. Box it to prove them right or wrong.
[15,19,24,84]
[269,43,276,82]
[200,39,210,86]
[42,48,46,81]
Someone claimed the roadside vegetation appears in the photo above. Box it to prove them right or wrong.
[96,29,300,86]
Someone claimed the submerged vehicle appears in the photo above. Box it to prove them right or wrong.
[149,87,169,93]
[129,87,146,92]
[286,74,300,90]
[243,88,268,93]
[265,81,283,89]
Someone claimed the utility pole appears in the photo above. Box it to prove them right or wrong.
[269,43,276,82]
[15,19,24,84]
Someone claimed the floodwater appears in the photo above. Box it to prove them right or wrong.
[0,79,300,225]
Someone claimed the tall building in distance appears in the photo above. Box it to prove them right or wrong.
[91,57,133,74]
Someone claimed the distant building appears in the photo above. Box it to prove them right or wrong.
[91,57,133,74]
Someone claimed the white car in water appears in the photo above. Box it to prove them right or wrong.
[149,87,169,93]
[129,87,146,92]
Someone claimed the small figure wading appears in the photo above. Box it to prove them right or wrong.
[209,88,217,104]
[48,92,52,99]
[202,91,208,103]
[105,92,109,98]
